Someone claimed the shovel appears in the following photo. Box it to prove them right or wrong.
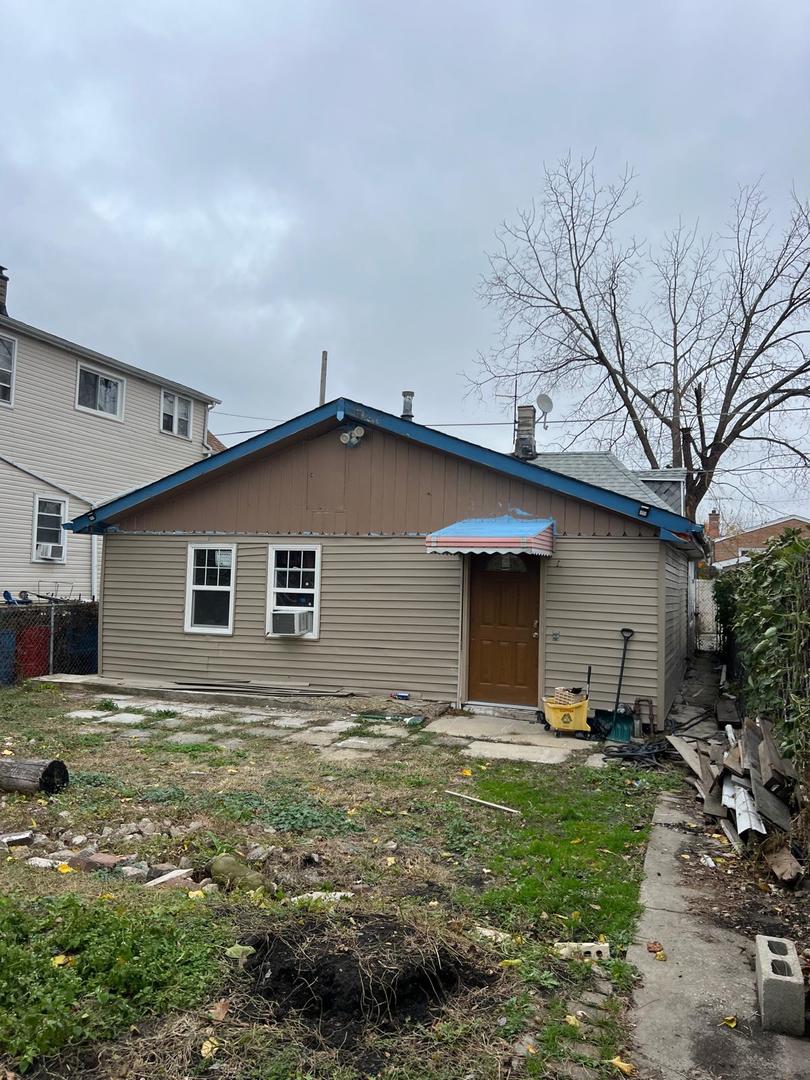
[611,628,635,727]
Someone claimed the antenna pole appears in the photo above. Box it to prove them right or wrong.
[319,350,328,405]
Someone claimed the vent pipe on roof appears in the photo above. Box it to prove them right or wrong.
[401,390,415,421]
[513,405,536,459]
[0,267,8,317]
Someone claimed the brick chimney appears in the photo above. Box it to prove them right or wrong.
[706,509,721,539]
[514,405,537,459]
[0,267,8,317]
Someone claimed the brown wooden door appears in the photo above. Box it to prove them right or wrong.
[467,554,540,706]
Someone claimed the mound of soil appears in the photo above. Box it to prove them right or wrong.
[243,912,494,1046]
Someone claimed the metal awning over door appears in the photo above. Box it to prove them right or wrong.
[425,513,555,556]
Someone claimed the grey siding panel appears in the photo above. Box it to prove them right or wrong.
[0,457,93,596]
[663,545,689,715]
[101,534,462,699]
[543,538,661,713]
[0,328,210,503]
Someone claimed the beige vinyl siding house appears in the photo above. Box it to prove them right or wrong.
[72,397,705,722]
[661,545,690,716]
[0,270,218,599]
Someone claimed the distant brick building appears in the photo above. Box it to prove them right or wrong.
[706,511,810,564]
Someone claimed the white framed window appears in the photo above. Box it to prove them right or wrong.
[32,495,67,563]
[0,333,16,407]
[76,363,124,420]
[266,545,321,639]
[184,544,236,634]
[161,390,192,438]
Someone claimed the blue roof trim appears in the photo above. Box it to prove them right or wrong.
[67,397,703,535]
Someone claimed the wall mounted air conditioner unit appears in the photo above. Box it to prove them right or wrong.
[36,543,64,561]
[270,609,313,636]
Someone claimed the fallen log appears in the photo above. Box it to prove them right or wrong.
[0,758,69,795]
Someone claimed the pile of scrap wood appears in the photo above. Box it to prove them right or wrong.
[668,718,803,884]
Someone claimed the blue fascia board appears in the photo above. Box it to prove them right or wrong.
[67,396,702,536]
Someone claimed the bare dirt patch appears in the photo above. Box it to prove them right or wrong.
[242,912,497,1048]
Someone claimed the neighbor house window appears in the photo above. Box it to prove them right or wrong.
[161,390,192,438]
[266,545,321,638]
[184,544,236,634]
[32,495,67,562]
[0,334,15,406]
[76,363,124,419]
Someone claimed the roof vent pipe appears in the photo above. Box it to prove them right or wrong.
[0,267,8,317]
[401,390,415,422]
[513,404,536,459]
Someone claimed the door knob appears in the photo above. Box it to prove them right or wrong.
[532,631,539,638]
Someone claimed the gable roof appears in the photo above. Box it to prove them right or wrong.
[532,452,673,511]
[66,397,704,539]
[714,514,810,542]
[0,314,220,404]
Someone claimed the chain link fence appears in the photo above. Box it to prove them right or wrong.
[0,601,98,684]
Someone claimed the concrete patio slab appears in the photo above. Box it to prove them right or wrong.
[425,714,564,745]
[461,740,572,764]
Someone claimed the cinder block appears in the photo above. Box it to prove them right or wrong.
[755,935,805,1036]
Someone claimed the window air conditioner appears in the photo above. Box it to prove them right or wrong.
[37,543,64,561]
[271,609,313,636]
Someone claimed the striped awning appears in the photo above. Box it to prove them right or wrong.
[425,514,555,555]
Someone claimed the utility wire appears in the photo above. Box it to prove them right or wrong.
[212,403,810,428]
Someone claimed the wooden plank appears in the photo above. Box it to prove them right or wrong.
[758,719,798,790]
[721,819,744,852]
[716,697,740,727]
[741,719,762,775]
[723,743,745,778]
[751,778,792,832]
[666,736,706,780]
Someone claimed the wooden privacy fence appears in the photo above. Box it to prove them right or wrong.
[0,601,98,684]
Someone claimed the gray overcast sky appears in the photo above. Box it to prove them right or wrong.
[3,1,809,520]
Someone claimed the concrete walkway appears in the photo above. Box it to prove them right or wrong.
[628,793,809,1079]
[424,712,592,763]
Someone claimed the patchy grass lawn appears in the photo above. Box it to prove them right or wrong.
[0,682,676,1079]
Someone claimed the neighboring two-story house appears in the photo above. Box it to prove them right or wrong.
[0,267,219,599]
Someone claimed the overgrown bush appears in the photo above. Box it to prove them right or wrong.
[715,529,810,772]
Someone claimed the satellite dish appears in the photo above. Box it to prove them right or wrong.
[536,393,554,415]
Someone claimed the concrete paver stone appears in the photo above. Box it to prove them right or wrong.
[66,709,112,720]
[337,735,396,751]
[271,716,314,729]
[95,713,151,726]
[164,732,211,746]
[285,729,340,747]
[462,741,572,764]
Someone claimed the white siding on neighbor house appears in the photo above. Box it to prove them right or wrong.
[0,457,93,597]
[543,537,662,715]
[662,545,689,716]
[101,534,463,699]
[0,326,210,505]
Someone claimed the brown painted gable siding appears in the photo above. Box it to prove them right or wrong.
[110,426,656,538]
[713,518,810,562]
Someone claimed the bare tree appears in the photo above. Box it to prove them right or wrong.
[477,154,810,518]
